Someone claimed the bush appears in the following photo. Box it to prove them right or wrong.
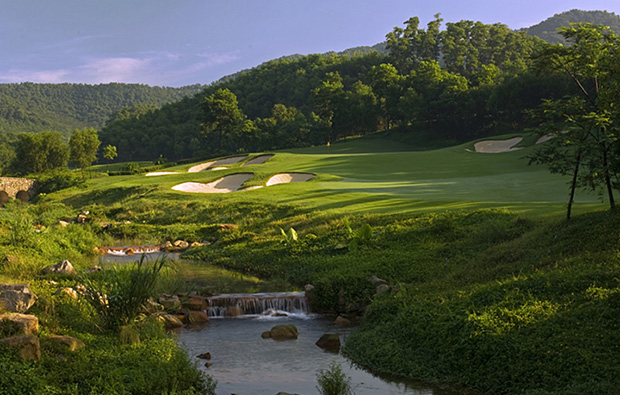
[37,170,85,193]
[316,361,353,395]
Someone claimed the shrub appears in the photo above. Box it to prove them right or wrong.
[36,170,85,194]
[316,361,353,395]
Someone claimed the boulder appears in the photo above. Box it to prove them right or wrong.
[42,260,77,276]
[158,294,181,311]
[139,298,164,315]
[0,313,39,335]
[261,331,272,339]
[266,324,299,340]
[0,284,37,313]
[0,335,40,361]
[182,296,205,311]
[185,311,209,324]
[173,240,189,249]
[157,314,184,329]
[334,316,351,326]
[375,284,390,295]
[124,248,136,255]
[315,333,340,351]
[160,241,173,251]
[47,335,85,351]
[189,241,204,248]
[197,352,211,360]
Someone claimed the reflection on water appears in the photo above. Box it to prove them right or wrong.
[178,315,463,395]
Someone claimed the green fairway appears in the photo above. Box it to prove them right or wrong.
[68,133,612,218]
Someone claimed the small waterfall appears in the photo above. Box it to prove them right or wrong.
[99,245,163,255]
[206,292,309,318]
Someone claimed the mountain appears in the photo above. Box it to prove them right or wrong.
[522,9,620,44]
[0,83,203,137]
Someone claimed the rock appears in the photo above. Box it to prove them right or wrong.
[47,335,85,351]
[160,241,173,251]
[375,284,390,295]
[185,311,209,324]
[54,287,78,299]
[0,313,39,335]
[218,223,238,231]
[204,362,212,368]
[42,260,77,276]
[261,331,272,339]
[0,283,37,313]
[370,275,387,285]
[84,265,102,274]
[57,220,69,227]
[189,241,204,248]
[0,335,40,361]
[157,314,184,329]
[334,316,351,326]
[263,309,288,317]
[276,393,300,395]
[226,306,243,317]
[158,294,181,311]
[267,324,299,340]
[197,352,211,360]
[315,333,341,351]
[124,247,136,255]
[139,298,164,315]
[182,296,205,311]
[173,240,189,249]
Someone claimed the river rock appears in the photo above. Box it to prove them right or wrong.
[158,294,181,311]
[185,311,209,324]
[315,333,340,351]
[0,313,39,335]
[197,352,211,360]
[0,283,37,313]
[183,296,205,311]
[157,314,184,329]
[334,316,351,326]
[0,335,40,361]
[42,260,77,276]
[173,240,189,249]
[265,324,299,340]
[139,298,164,315]
[47,335,85,351]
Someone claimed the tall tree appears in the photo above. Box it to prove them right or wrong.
[70,128,101,174]
[11,132,69,175]
[530,23,620,219]
[201,88,246,152]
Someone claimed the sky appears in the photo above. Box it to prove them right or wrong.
[1,0,619,87]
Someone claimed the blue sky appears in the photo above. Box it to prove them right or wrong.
[1,0,619,87]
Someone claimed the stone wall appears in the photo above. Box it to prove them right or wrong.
[0,177,38,203]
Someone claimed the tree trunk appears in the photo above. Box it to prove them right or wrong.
[567,149,582,221]
[602,147,615,209]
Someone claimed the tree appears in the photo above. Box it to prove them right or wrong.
[70,128,101,174]
[530,23,620,219]
[201,88,246,152]
[0,142,16,175]
[11,131,69,175]
[103,144,118,162]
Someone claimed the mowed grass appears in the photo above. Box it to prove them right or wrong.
[60,132,614,217]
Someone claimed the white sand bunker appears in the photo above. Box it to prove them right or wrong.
[145,171,180,176]
[474,137,523,153]
[535,134,555,145]
[172,173,254,194]
[242,154,274,166]
[187,156,247,173]
[266,173,315,186]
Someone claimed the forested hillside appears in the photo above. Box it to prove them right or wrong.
[0,83,202,136]
[100,15,576,162]
[523,9,620,44]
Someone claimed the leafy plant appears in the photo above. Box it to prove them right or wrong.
[316,361,354,395]
[279,227,298,245]
[79,255,168,331]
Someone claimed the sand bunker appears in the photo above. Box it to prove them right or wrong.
[172,173,254,194]
[535,134,555,145]
[187,156,248,173]
[145,171,180,176]
[474,137,523,153]
[266,173,315,186]
[242,154,274,166]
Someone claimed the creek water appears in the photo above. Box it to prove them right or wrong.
[99,250,470,395]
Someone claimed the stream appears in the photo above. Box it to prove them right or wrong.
[99,249,472,395]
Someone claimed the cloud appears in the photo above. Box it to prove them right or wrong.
[0,50,243,86]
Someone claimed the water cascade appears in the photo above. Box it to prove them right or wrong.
[205,292,309,317]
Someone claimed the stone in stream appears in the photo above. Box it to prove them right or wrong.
[315,333,341,351]
[262,324,299,340]
[197,352,211,360]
